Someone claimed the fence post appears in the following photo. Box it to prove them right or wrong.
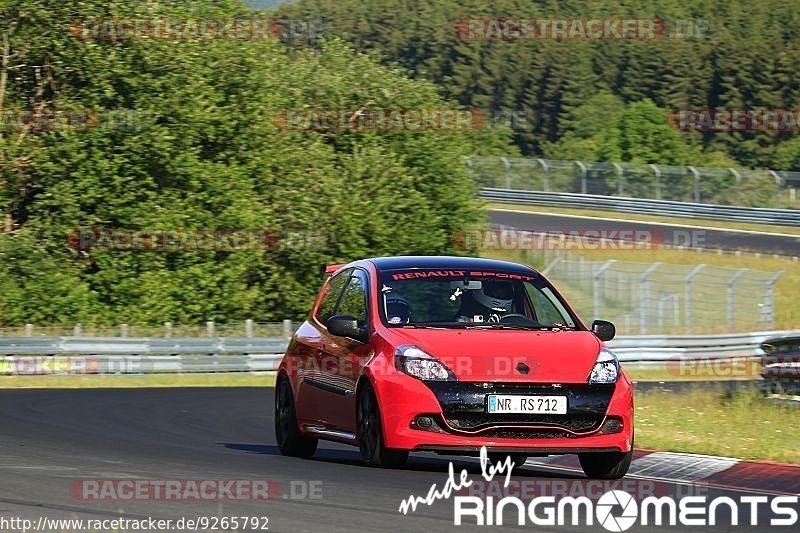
[649,164,661,200]
[120,324,128,337]
[164,322,172,338]
[501,157,511,189]
[73,323,82,337]
[536,158,549,191]
[769,170,782,208]
[593,260,616,319]
[761,270,785,327]
[245,319,254,338]
[206,321,215,337]
[24,323,33,337]
[576,161,588,194]
[687,166,700,202]
[283,319,293,338]
[729,168,742,205]
[727,269,748,328]
[612,162,624,196]
[684,264,705,329]
[541,257,561,276]
[639,263,661,334]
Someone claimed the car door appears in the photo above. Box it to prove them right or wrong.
[317,268,374,431]
[294,268,351,426]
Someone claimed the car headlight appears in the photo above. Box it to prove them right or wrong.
[395,345,456,381]
[588,348,619,384]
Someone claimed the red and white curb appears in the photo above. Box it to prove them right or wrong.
[524,450,800,495]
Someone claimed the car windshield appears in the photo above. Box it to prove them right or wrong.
[378,269,577,329]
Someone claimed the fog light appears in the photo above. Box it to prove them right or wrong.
[600,417,623,434]
[417,416,433,428]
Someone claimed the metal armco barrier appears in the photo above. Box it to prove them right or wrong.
[480,189,800,227]
[0,331,799,375]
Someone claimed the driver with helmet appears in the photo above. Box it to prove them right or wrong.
[457,279,515,323]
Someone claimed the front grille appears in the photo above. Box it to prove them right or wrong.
[424,381,614,436]
[481,428,576,439]
[444,413,602,433]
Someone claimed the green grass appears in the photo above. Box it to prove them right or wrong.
[636,388,799,464]
[0,372,277,388]
[487,202,800,237]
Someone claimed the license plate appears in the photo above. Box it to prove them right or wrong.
[486,395,567,414]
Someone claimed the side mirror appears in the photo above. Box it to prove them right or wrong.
[327,315,367,342]
[591,320,616,342]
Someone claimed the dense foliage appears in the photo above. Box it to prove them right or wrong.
[0,0,507,324]
[276,0,800,169]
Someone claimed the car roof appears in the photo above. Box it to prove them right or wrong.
[365,255,540,274]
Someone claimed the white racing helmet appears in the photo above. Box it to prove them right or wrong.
[473,280,514,312]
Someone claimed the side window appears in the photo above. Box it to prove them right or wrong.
[336,272,368,328]
[526,285,575,327]
[316,269,351,324]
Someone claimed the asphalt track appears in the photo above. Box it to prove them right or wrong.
[0,388,792,532]
[488,209,800,256]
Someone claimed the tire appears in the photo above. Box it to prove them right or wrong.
[356,382,408,468]
[275,376,318,458]
[488,453,528,469]
[579,447,633,480]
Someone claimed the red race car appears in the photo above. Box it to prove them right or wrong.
[275,256,634,479]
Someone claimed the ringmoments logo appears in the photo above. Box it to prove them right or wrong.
[397,447,799,529]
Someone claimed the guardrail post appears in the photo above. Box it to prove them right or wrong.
[283,319,293,338]
[164,322,172,338]
[687,166,700,202]
[684,264,705,329]
[639,263,661,334]
[501,157,511,189]
[593,260,616,319]
[536,158,549,191]
[727,269,748,328]
[612,162,623,196]
[649,164,661,200]
[576,161,588,194]
[73,323,82,336]
[120,324,128,337]
[245,319,254,338]
[761,270,785,327]
[729,168,742,205]
[769,170,782,208]
[206,321,215,337]
[24,323,33,337]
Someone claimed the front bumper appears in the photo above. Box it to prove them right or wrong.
[372,371,634,454]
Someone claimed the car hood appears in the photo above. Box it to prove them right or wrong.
[384,327,603,383]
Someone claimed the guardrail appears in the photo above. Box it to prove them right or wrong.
[0,331,798,376]
[480,188,800,227]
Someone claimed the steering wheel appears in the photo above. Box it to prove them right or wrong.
[500,313,534,323]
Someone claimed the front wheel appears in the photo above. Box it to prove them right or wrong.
[275,376,318,458]
[356,382,408,468]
